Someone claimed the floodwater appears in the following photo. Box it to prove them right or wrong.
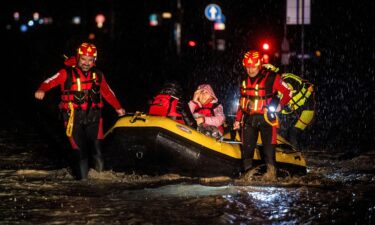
[0,129,374,225]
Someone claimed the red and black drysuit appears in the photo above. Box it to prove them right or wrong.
[235,68,291,170]
[149,94,186,124]
[148,82,197,128]
[37,64,123,180]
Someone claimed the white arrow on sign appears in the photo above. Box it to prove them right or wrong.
[204,4,222,21]
[209,7,217,20]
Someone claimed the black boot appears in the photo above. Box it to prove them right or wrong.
[70,150,89,180]
[72,159,89,180]
[242,158,253,172]
[92,140,104,172]
[288,127,301,149]
[262,164,277,182]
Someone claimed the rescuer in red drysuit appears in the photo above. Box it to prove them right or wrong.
[35,42,125,180]
[233,50,292,181]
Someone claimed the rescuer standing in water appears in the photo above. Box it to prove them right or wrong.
[233,50,292,181]
[35,42,126,180]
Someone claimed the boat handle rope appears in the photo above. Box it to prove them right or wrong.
[129,111,145,123]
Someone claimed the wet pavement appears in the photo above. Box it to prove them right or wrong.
[0,128,374,224]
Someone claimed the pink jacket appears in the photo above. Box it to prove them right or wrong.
[188,84,225,129]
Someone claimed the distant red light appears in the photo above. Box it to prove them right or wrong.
[263,54,269,63]
[149,21,158,26]
[262,43,270,51]
[188,40,196,47]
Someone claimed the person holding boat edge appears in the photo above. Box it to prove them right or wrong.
[34,42,125,180]
[233,50,292,181]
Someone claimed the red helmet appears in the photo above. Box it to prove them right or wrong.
[77,42,97,58]
[242,50,262,67]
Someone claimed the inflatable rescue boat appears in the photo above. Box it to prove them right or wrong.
[103,113,307,178]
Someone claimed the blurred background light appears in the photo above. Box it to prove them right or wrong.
[33,12,40,21]
[72,16,81,25]
[95,14,105,28]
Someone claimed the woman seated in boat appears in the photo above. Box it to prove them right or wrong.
[148,81,197,128]
[188,84,225,138]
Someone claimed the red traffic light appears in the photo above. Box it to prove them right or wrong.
[262,42,270,51]
[188,40,196,47]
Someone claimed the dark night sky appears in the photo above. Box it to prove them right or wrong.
[2,0,374,151]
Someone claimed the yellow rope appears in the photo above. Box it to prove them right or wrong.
[66,102,75,137]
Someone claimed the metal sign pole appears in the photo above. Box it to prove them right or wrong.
[301,0,305,77]
[211,25,216,50]
[204,4,222,51]
[286,0,310,77]
[175,0,182,56]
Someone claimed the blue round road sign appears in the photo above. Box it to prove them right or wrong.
[204,4,222,21]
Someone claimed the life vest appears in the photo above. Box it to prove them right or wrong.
[281,73,314,114]
[60,67,103,110]
[148,94,184,124]
[239,69,276,115]
[193,102,224,134]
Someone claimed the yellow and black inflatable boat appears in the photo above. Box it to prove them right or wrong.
[103,113,307,178]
